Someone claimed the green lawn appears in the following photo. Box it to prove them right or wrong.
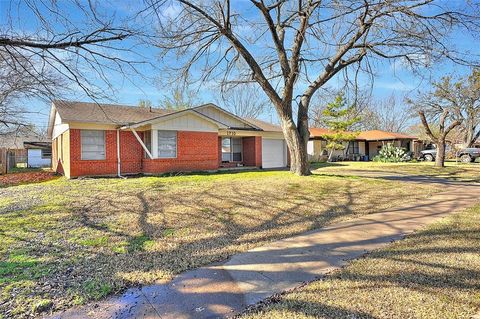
[241,204,480,319]
[0,162,475,318]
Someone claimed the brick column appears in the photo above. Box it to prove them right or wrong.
[254,136,262,167]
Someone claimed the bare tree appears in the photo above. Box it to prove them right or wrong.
[433,70,480,147]
[408,80,464,167]
[148,0,480,175]
[216,84,269,118]
[160,84,201,110]
[0,51,62,134]
[0,0,145,131]
[359,94,413,132]
[418,110,461,167]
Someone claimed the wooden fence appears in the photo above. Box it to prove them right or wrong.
[0,148,6,175]
[0,148,28,174]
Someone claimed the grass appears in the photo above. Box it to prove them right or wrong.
[312,161,480,182]
[241,204,480,319]
[0,162,474,318]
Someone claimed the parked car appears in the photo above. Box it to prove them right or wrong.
[419,146,480,163]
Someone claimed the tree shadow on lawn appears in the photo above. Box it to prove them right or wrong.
[46,207,480,319]
[0,174,466,318]
[0,178,355,313]
[240,216,480,318]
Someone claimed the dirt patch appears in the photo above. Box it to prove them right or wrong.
[0,171,58,188]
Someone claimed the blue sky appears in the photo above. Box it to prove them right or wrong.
[2,0,479,132]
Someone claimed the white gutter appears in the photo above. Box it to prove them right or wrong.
[130,128,153,159]
[116,129,123,178]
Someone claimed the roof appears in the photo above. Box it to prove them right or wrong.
[356,130,417,141]
[0,130,48,149]
[309,128,417,141]
[244,118,282,132]
[24,141,52,149]
[309,127,334,137]
[53,100,172,125]
[50,100,282,133]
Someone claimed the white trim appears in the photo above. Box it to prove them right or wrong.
[152,129,158,158]
[131,128,153,159]
[121,109,228,129]
[117,129,122,177]
[194,104,262,130]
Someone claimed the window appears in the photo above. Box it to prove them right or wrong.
[232,138,242,161]
[158,130,177,158]
[143,130,152,158]
[221,137,231,162]
[81,130,106,160]
[347,141,360,154]
[41,148,52,159]
[401,140,411,151]
[222,137,242,162]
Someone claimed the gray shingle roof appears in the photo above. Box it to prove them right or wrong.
[52,100,282,132]
[244,118,282,132]
[53,100,172,125]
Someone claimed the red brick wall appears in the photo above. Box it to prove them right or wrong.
[70,129,118,177]
[120,131,144,174]
[242,136,262,167]
[143,131,219,174]
[218,136,223,166]
[69,130,219,177]
[254,136,262,167]
[69,129,146,177]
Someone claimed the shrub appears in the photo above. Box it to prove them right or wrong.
[373,143,410,163]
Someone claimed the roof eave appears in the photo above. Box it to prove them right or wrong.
[120,109,229,130]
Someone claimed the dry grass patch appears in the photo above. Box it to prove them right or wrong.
[241,205,480,319]
[313,161,480,182]
[0,170,439,318]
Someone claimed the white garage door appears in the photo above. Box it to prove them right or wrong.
[262,138,287,168]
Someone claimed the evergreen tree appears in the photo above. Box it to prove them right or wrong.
[320,94,360,161]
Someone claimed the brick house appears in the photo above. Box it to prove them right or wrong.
[47,101,288,178]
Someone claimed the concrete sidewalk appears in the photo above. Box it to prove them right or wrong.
[48,181,480,319]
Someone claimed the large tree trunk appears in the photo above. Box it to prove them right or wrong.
[466,127,480,147]
[464,119,475,147]
[435,138,446,168]
[279,117,311,176]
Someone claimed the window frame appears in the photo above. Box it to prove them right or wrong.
[231,137,243,162]
[221,137,243,162]
[221,137,232,162]
[80,130,106,160]
[143,130,152,159]
[347,141,360,155]
[157,130,177,159]
[41,148,52,159]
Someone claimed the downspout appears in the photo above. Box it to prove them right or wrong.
[116,129,124,178]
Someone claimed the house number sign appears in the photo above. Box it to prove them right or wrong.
[226,131,236,136]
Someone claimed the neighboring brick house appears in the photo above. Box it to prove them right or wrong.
[308,128,418,161]
[47,101,288,178]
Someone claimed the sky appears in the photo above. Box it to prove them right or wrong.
[2,0,479,133]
